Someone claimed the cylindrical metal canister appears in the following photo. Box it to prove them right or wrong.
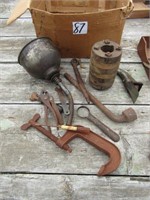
[89,40,122,90]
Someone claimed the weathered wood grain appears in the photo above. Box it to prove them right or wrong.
[0,36,140,62]
[0,62,149,104]
[0,0,150,197]
[0,0,30,18]
[0,19,35,36]
[1,20,149,62]
[0,104,149,175]
[0,175,150,200]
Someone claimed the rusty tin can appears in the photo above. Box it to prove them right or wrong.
[89,40,122,90]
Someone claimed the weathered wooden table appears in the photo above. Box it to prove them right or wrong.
[0,1,150,199]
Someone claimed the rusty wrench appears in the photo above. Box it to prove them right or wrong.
[77,106,120,142]
[71,58,90,104]
[64,73,137,123]
[55,87,70,116]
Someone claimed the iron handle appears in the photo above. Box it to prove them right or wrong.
[77,106,120,142]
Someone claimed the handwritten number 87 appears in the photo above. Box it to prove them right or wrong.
[73,23,86,34]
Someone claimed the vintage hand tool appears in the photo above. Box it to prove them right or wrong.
[55,87,70,116]
[137,36,150,80]
[117,68,143,103]
[18,37,74,125]
[30,90,64,126]
[21,113,72,153]
[77,106,120,142]
[21,114,121,176]
[55,86,75,126]
[64,73,137,123]
[56,126,121,176]
[71,58,90,104]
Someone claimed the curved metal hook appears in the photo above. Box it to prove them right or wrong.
[56,126,121,176]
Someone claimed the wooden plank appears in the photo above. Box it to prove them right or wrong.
[0,104,150,175]
[0,0,30,18]
[0,37,143,63]
[0,62,149,104]
[0,37,147,63]
[0,36,143,63]
[0,175,150,200]
[0,19,35,37]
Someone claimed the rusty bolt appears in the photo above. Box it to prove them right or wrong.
[104,40,110,44]
[105,52,112,57]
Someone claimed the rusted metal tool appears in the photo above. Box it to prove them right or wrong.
[71,58,90,103]
[21,114,121,175]
[40,90,63,126]
[56,126,121,176]
[64,73,137,123]
[55,86,75,126]
[137,36,150,80]
[18,37,74,125]
[21,113,72,153]
[77,106,120,142]
[55,87,70,116]
[117,68,143,103]
[30,90,64,126]
[54,81,74,125]
[89,40,122,90]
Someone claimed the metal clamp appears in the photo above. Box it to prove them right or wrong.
[56,126,121,176]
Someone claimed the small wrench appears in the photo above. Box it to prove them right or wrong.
[71,58,90,104]
[77,106,120,142]
[55,87,70,116]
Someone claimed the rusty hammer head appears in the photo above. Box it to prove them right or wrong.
[21,113,41,130]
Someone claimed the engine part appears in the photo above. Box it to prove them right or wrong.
[137,36,150,80]
[89,40,122,90]
[21,113,72,153]
[18,37,74,125]
[71,58,90,103]
[56,126,121,176]
[77,106,120,142]
[64,73,137,123]
[117,68,143,103]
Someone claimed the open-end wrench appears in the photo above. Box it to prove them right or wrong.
[77,106,120,142]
